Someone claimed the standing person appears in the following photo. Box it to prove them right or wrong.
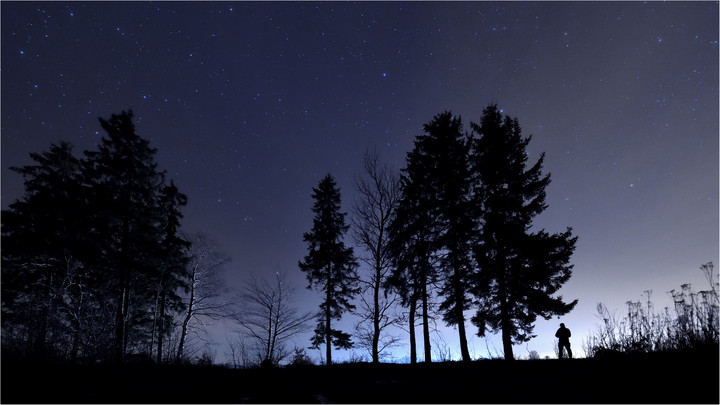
[555,323,572,359]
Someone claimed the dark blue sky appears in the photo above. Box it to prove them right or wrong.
[2,1,718,361]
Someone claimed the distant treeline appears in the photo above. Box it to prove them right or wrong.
[4,104,579,364]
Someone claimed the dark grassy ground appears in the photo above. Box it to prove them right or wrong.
[2,347,718,403]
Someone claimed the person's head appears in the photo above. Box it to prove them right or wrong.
[560,323,565,328]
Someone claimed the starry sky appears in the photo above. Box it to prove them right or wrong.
[2,1,718,362]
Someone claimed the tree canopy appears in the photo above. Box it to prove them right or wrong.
[299,174,360,365]
[2,111,190,363]
[3,105,579,365]
[469,104,578,360]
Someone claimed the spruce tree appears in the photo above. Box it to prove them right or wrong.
[83,110,169,362]
[389,111,475,363]
[1,142,85,358]
[469,105,578,360]
[424,112,475,363]
[2,112,189,363]
[152,180,190,363]
[299,174,360,365]
[387,127,442,364]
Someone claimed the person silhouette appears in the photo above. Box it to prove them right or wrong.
[555,323,572,359]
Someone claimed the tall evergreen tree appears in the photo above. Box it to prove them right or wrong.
[2,112,190,363]
[424,112,475,363]
[83,110,169,362]
[469,104,578,360]
[299,174,360,365]
[387,130,442,364]
[1,142,86,358]
[389,112,475,363]
[152,180,190,363]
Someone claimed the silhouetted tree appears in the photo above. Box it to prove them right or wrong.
[83,110,176,362]
[299,174,360,365]
[236,270,315,366]
[1,142,87,359]
[151,181,190,363]
[387,112,478,363]
[2,112,189,364]
[176,232,232,364]
[351,150,403,363]
[388,128,444,363]
[225,334,251,368]
[423,112,475,362]
[469,104,578,360]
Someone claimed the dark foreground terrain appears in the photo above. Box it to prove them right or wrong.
[2,348,718,403]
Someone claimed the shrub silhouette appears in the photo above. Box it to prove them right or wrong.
[289,347,314,366]
[584,262,718,356]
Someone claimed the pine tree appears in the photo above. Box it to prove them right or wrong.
[469,105,578,360]
[299,174,360,365]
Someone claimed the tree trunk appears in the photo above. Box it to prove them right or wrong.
[326,311,332,366]
[499,271,514,360]
[156,291,166,364]
[501,323,514,360]
[115,216,131,363]
[409,297,417,365]
[270,313,279,364]
[457,307,470,362]
[421,276,431,363]
[114,283,127,362]
[372,257,381,364]
[150,288,159,359]
[177,306,191,363]
[326,266,332,366]
[122,282,131,356]
[454,264,471,362]
[176,265,196,364]
[266,304,273,362]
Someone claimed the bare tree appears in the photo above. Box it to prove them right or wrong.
[351,150,404,363]
[176,232,232,363]
[225,334,251,368]
[236,270,315,366]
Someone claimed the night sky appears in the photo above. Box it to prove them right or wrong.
[2,1,718,362]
